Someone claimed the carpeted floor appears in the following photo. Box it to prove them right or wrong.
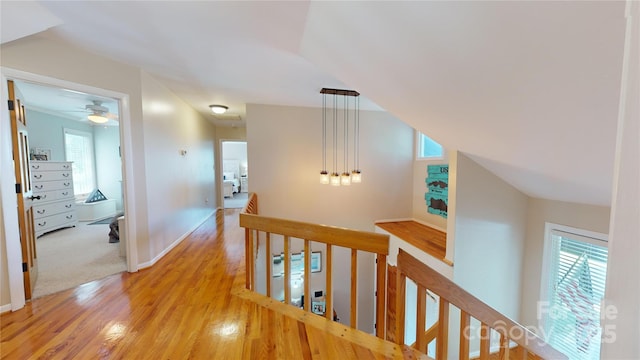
[224,192,249,209]
[32,222,127,299]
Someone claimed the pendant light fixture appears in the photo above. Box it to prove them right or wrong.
[351,95,362,183]
[319,93,330,184]
[319,88,361,186]
[330,92,341,186]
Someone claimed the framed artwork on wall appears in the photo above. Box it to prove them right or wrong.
[272,251,322,277]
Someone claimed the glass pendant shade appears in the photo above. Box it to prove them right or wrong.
[341,172,351,186]
[320,171,330,184]
[330,173,341,186]
[351,170,362,183]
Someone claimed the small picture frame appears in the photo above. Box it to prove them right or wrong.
[312,301,326,315]
[272,251,323,277]
[310,252,322,273]
[31,148,51,161]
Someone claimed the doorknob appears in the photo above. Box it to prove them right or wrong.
[28,195,42,200]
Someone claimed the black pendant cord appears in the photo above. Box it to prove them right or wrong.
[333,94,338,176]
[322,93,327,172]
[354,96,359,171]
[343,95,349,175]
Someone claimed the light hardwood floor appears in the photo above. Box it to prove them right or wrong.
[1,209,424,359]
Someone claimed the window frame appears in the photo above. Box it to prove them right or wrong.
[63,127,96,198]
[539,222,608,359]
[415,131,446,161]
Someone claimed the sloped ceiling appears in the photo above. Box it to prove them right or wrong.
[0,1,627,206]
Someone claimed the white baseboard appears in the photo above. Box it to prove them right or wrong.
[0,303,13,314]
[138,210,216,270]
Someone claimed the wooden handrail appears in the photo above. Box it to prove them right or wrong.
[240,194,389,339]
[242,192,258,215]
[395,249,567,360]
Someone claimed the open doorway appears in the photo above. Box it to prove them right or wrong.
[221,141,248,209]
[12,79,126,299]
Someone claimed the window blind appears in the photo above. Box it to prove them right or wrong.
[64,129,95,196]
[544,230,608,360]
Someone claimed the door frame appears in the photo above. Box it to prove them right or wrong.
[1,67,138,310]
[219,139,248,208]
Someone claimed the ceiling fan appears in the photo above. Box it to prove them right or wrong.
[83,100,118,124]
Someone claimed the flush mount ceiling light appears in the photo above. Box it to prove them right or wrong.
[319,88,361,186]
[87,113,108,124]
[209,104,228,114]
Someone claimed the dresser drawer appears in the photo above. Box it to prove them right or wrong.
[32,189,74,204]
[30,161,73,172]
[34,211,77,236]
[32,179,74,193]
[32,171,72,182]
[34,200,76,220]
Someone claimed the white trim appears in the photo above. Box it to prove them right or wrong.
[0,68,139,301]
[219,138,248,209]
[138,210,216,269]
[539,222,608,327]
[0,73,26,311]
[415,130,447,161]
[0,303,13,314]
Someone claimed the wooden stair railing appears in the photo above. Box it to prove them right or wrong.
[395,249,568,360]
[240,193,389,339]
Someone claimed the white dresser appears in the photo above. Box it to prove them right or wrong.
[240,176,248,193]
[30,161,77,237]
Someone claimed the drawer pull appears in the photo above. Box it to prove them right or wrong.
[63,182,70,187]
[62,192,69,196]
[28,195,41,200]
[41,195,47,200]
[65,204,72,208]
[37,209,46,214]
[32,165,40,170]
[35,185,43,190]
[63,165,70,169]
[34,174,42,179]
[66,215,73,219]
[62,173,70,177]
[38,221,47,227]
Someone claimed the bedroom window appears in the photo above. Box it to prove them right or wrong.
[417,132,444,160]
[541,224,608,360]
[64,128,96,197]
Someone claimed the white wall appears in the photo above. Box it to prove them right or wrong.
[519,198,610,328]
[602,1,640,357]
[94,126,123,211]
[140,71,217,263]
[215,126,246,207]
[222,141,247,178]
[246,103,414,332]
[1,34,217,309]
[412,132,449,231]
[25,109,93,161]
[25,109,124,210]
[1,33,150,267]
[448,152,528,357]
[453,152,527,317]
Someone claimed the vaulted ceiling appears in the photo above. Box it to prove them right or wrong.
[1,1,627,207]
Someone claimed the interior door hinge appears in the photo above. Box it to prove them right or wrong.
[15,183,21,194]
[22,262,27,272]
[8,100,15,111]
